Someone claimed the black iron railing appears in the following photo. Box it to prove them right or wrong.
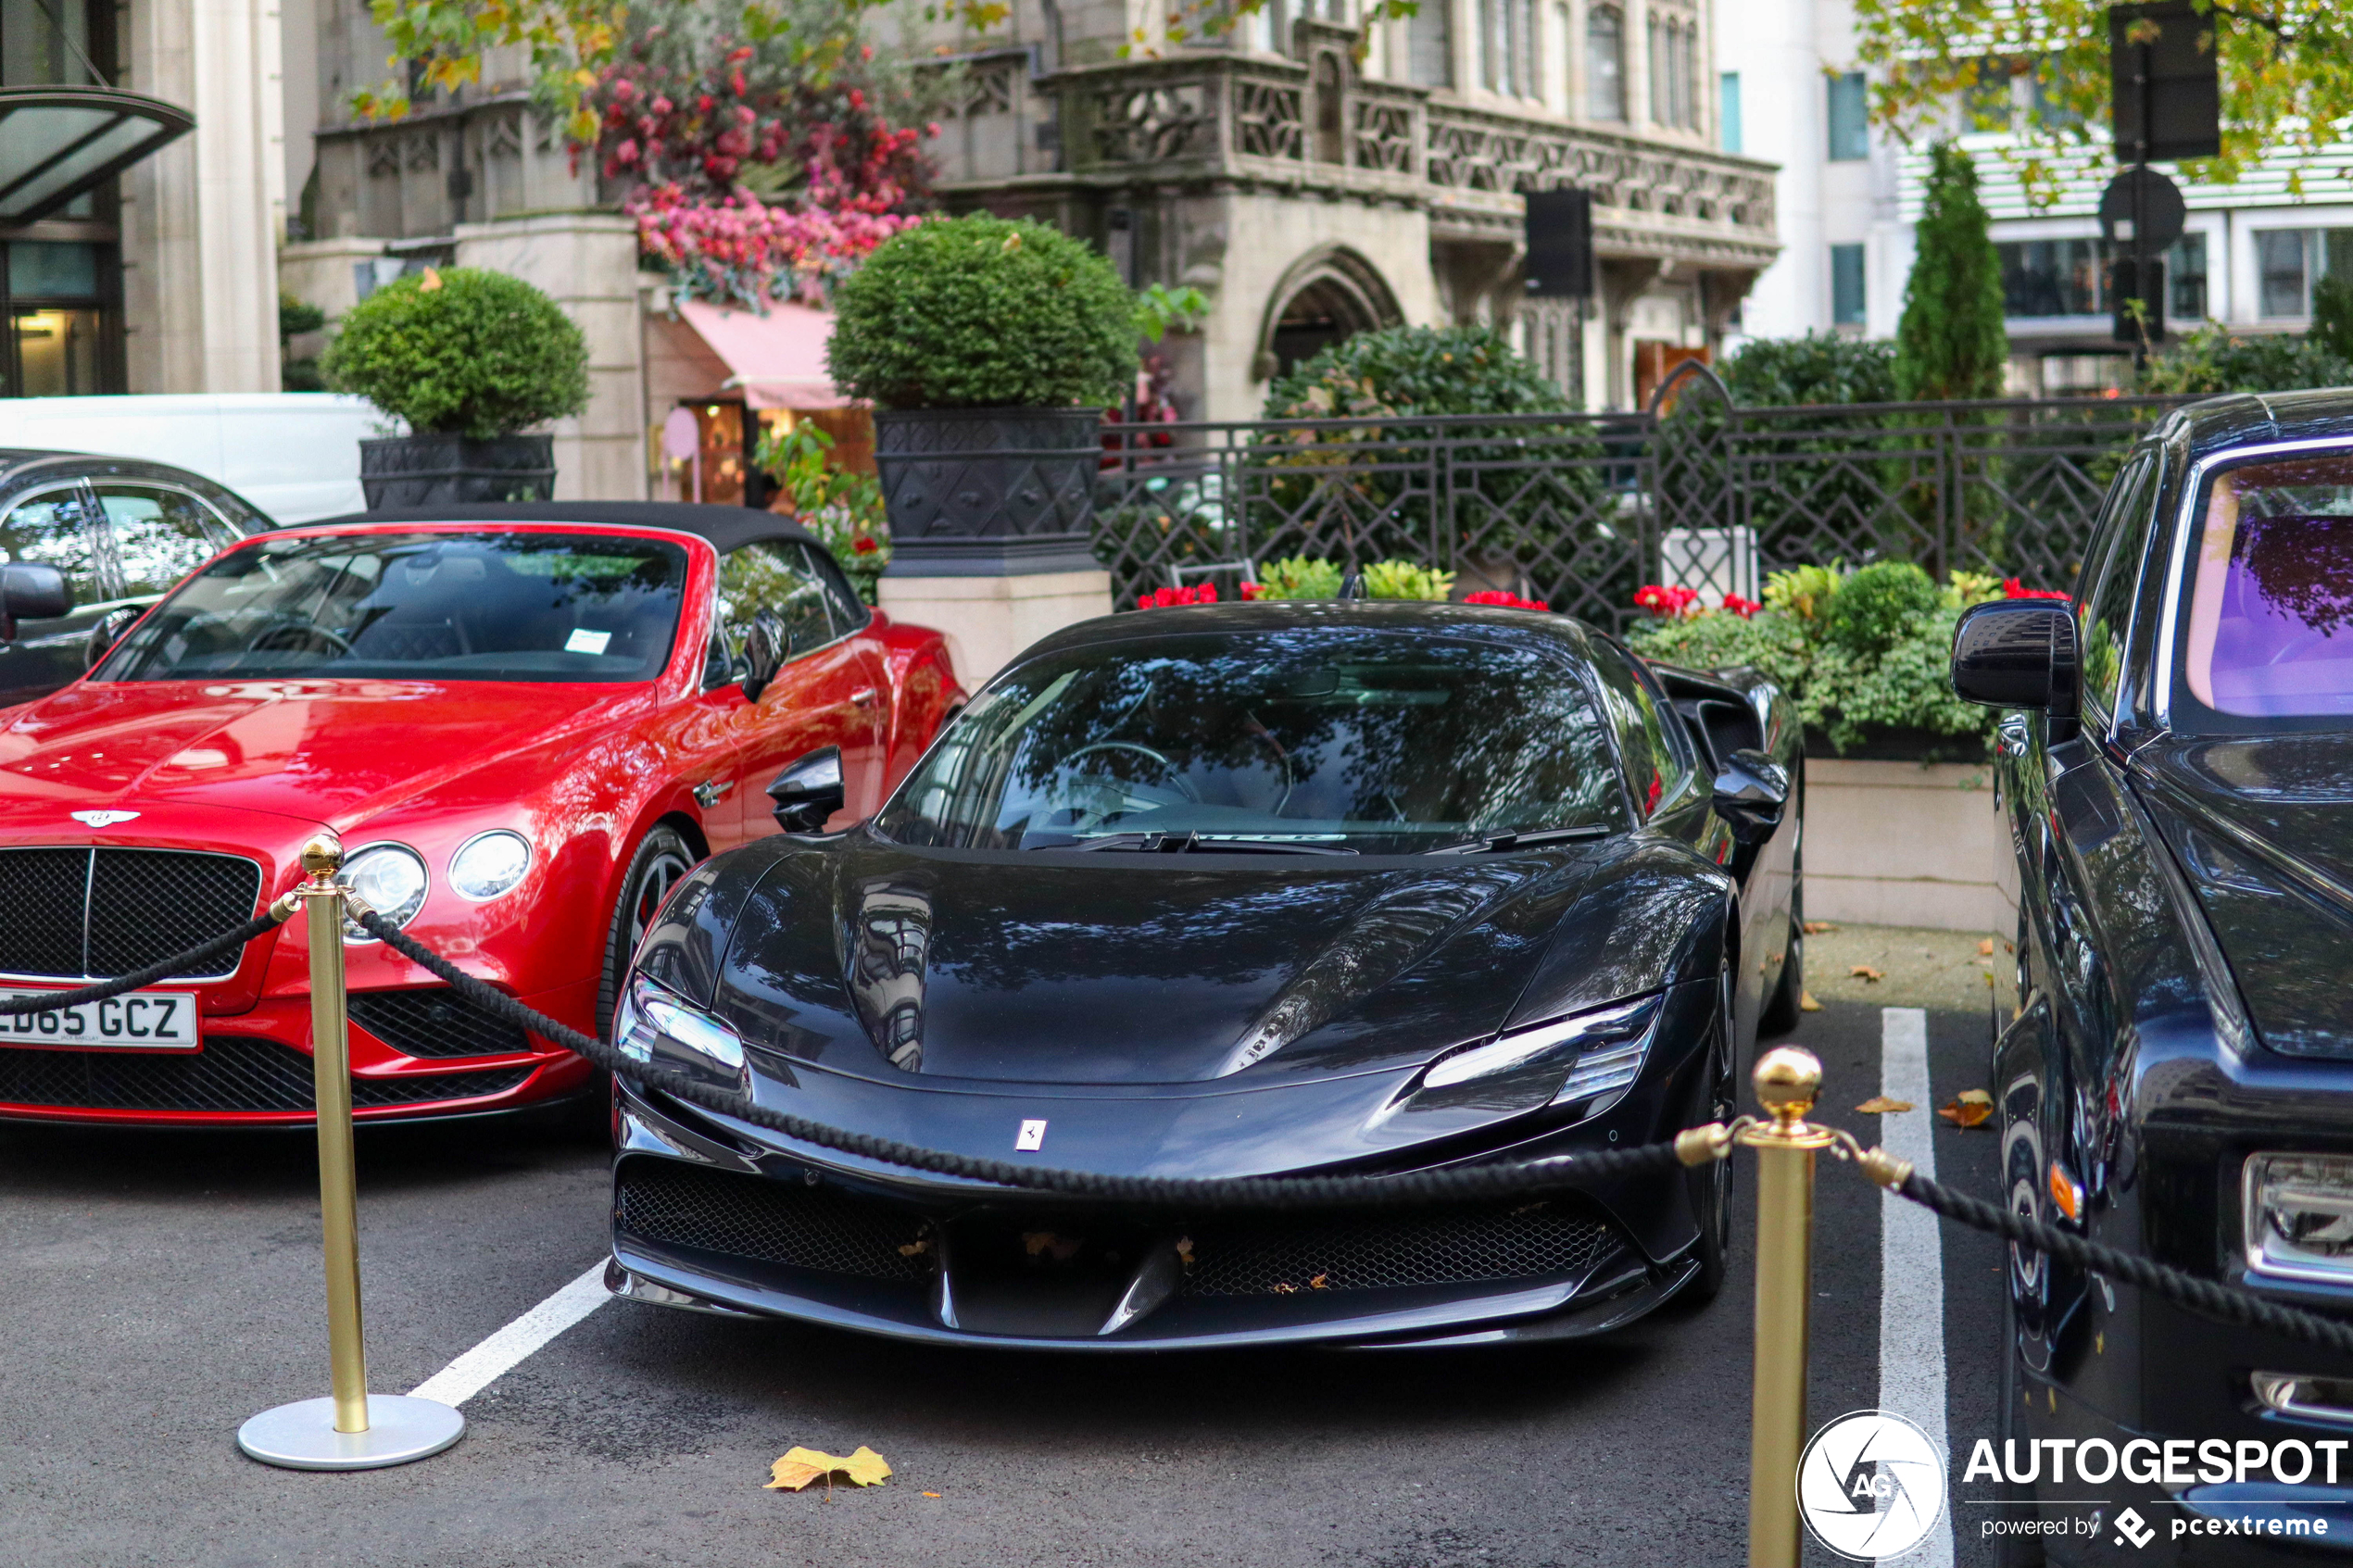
[1095,364,2200,629]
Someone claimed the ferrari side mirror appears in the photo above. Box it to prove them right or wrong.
[1711,747,1790,846]
[84,605,140,669]
[1952,599,2080,723]
[769,745,845,833]
[0,561,70,642]
[740,608,786,704]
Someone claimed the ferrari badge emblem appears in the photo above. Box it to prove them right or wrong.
[70,809,140,828]
[1015,1119,1048,1151]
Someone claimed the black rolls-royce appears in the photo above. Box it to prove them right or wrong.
[605,600,1804,1349]
[1954,389,2353,1561]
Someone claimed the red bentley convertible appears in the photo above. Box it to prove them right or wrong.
[0,502,962,1125]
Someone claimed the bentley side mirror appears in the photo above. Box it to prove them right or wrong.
[1951,599,2080,733]
[0,562,70,642]
[740,608,786,704]
[769,745,845,833]
[1712,747,1791,846]
[84,605,141,670]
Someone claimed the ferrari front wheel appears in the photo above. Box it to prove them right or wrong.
[1682,960,1738,1305]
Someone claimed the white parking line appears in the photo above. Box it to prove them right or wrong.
[1879,1006,1957,1568]
[409,1261,611,1407]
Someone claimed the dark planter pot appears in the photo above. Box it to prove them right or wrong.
[1803,723,1994,764]
[874,407,1102,575]
[359,433,557,509]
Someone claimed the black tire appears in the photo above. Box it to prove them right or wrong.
[1758,769,1806,1037]
[1682,962,1739,1306]
[596,823,698,1041]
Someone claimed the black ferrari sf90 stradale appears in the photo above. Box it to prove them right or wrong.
[603,601,1803,1348]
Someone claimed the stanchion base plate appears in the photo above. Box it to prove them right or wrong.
[237,1395,465,1471]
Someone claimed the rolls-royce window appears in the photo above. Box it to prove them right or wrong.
[2182,452,2353,721]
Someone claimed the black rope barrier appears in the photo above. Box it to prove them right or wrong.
[1895,1169,2353,1355]
[354,908,1691,1210]
[1,909,291,1017]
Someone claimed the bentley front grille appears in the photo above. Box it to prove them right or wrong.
[0,847,265,982]
[0,1035,532,1113]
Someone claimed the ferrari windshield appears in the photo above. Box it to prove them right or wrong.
[875,629,1626,854]
[2182,451,2353,721]
[94,531,688,684]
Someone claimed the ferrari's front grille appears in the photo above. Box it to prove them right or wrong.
[349,986,534,1060]
[615,1158,929,1282]
[0,1035,531,1113]
[1178,1202,1621,1296]
[0,847,264,981]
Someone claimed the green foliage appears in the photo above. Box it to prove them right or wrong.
[1363,558,1454,600]
[825,216,1139,410]
[1822,560,1944,657]
[280,294,327,338]
[1625,608,1816,699]
[1251,556,1344,599]
[2315,275,2353,365]
[752,420,889,603]
[320,268,588,437]
[1136,282,1210,344]
[1261,324,1570,419]
[1895,144,2008,401]
[2140,323,2353,395]
[1762,562,1843,623]
[280,293,328,394]
[1721,333,1900,407]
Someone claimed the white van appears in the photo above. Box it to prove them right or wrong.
[0,394,391,522]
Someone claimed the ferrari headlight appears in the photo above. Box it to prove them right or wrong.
[340,843,428,938]
[449,831,533,901]
[614,973,748,1095]
[1421,993,1663,1111]
[2245,1154,2353,1282]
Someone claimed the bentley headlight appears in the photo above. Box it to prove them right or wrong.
[341,843,428,938]
[449,831,533,901]
[1420,994,1663,1114]
[2245,1154,2353,1282]
[614,973,749,1095]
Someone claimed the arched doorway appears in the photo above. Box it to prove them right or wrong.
[1252,246,1404,382]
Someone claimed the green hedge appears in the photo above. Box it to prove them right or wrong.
[321,268,588,437]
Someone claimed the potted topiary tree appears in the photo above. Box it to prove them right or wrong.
[321,267,591,507]
[825,215,1138,572]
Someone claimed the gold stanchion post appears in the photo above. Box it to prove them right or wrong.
[236,833,466,1471]
[1737,1047,1832,1567]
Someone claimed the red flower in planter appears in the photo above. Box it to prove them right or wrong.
[1634,583,1701,619]
[1239,582,1263,601]
[1464,590,1550,611]
[2002,578,2070,602]
[851,535,878,555]
[1722,594,1763,619]
[1138,583,1219,609]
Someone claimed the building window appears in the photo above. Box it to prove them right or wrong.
[1481,0,1539,94]
[2167,232,2208,321]
[1719,71,1743,153]
[1587,6,1625,120]
[1407,0,1452,87]
[2027,58,2083,132]
[2258,231,2308,318]
[1997,239,2108,318]
[0,0,124,397]
[1831,244,1866,325]
[1827,72,1869,160]
[1649,13,1696,129]
[1960,59,2015,132]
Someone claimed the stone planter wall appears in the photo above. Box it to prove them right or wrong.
[1803,758,2019,934]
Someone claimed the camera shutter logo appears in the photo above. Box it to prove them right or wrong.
[1796,1410,1947,1561]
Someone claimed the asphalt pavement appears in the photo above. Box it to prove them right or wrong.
[0,997,2007,1568]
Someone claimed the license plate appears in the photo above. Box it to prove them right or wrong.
[0,989,200,1050]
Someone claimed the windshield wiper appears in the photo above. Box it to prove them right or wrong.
[1040,832,1358,857]
[1422,825,1611,856]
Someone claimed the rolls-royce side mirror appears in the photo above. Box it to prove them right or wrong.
[84,605,141,669]
[1711,747,1790,845]
[1952,599,2080,726]
[740,608,786,704]
[0,561,70,642]
[769,745,845,832]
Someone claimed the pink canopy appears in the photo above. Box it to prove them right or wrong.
[676,298,848,409]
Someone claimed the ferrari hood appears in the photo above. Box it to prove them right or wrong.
[709,835,1706,1086]
[0,677,648,833]
[2139,735,2353,1059]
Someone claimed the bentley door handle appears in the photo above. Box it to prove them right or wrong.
[692,779,735,808]
[850,687,879,709]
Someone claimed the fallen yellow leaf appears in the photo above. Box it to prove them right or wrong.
[1798,990,1821,1012]
[767,1446,892,1491]
[418,265,443,292]
[1850,964,1884,983]
[1855,1097,1914,1115]
[1803,921,1837,935]
[923,1492,942,1499]
[1937,1090,1994,1129]
[1978,938,1995,957]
